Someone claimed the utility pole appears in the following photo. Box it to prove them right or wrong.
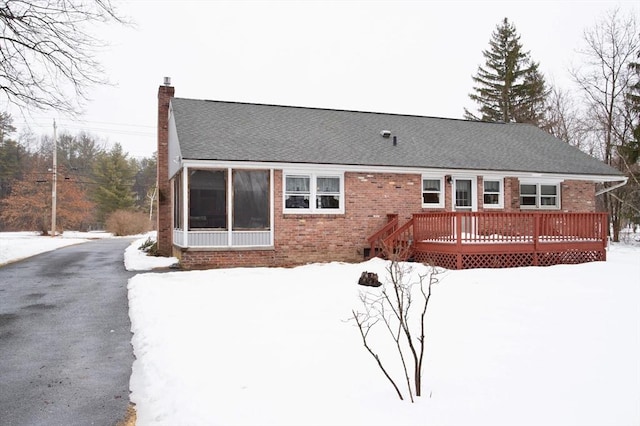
[51,120,57,236]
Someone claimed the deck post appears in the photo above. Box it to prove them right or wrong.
[456,213,462,269]
[533,214,540,266]
[602,213,608,261]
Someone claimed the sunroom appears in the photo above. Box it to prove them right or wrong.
[172,165,274,248]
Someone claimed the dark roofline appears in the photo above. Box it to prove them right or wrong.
[173,97,520,127]
[170,96,622,178]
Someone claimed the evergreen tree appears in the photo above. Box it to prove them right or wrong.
[626,50,640,164]
[464,18,548,125]
[0,112,25,200]
[56,131,106,196]
[92,143,137,222]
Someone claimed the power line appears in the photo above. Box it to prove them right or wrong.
[15,118,155,129]
[13,119,156,139]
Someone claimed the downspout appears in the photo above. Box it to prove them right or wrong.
[595,177,630,246]
[595,177,628,196]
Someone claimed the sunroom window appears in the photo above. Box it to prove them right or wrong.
[233,170,270,229]
[422,177,444,208]
[174,167,273,248]
[519,183,560,209]
[189,169,227,229]
[173,174,182,228]
[284,172,343,213]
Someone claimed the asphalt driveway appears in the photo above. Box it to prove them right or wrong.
[0,238,136,426]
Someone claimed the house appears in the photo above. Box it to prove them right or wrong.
[156,79,626,269]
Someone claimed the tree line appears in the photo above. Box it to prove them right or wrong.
[465,10,639,242]
[0,2,637,240]
[0,112,156,233]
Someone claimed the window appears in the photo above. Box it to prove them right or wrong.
[316,177,340,209]
[189,169,227,229]
[422,177,444,208]
[284,172,343,213]
[285,175,310,209]
[519,183,560,209]
[173,175,182,228]
[483,179,503,208]
[233,170,270,229]
[540,184,558,206]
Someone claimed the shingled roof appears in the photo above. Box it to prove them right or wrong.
[170,98,621,177]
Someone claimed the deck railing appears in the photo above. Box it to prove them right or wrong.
[366,214,399,257]
[412,212,607,244]
[377,211,608,268]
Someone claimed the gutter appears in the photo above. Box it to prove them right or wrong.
[595,177,629,196]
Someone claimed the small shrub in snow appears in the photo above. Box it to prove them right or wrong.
[138,237,159,257]
[106,210,152,236]
[351,245,441,402]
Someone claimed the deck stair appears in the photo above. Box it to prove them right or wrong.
[366,214,415,261]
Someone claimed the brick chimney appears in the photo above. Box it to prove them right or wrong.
[157,77,175,257]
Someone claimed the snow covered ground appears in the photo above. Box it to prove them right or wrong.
[0,232,91,266]
[126,237,640,426]
[0,231,176,270]
[2,231,639,425]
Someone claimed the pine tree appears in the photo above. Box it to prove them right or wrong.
[626,50,640,164]
[92,143,137,222]
[464,18,548,125]
[0,112,25,200]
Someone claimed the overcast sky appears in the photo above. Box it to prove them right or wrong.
[4,0,638,159]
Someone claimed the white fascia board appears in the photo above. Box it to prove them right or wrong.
[167,105,183,179]
[177,159,625,183]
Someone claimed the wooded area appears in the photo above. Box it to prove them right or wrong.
[0,112,156,233]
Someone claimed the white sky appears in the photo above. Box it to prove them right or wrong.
[4,0,638,159]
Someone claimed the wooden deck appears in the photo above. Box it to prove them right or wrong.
[368,212,608,269]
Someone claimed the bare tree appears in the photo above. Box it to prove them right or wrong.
[351,245,441,402]
[543,86,578,145]
[571,8,639,241]
[542,85,605,157]
[0,0,126,115]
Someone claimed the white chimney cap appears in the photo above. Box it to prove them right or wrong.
[163,76,171,86]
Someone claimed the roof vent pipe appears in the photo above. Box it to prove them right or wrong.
[393,136,397,146]
[163,76,171,86]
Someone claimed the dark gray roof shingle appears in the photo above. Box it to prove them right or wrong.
[170,98,621,177]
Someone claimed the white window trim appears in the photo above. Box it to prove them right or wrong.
[519,181,562,210]
[283,171,345,214]
[421,175,445,208]
[482,177,504,209]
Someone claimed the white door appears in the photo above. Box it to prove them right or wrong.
[453,178,474,211]
[453,178,476,236]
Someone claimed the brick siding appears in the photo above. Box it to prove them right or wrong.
[173,172,599,269]
[560,180,596,212]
